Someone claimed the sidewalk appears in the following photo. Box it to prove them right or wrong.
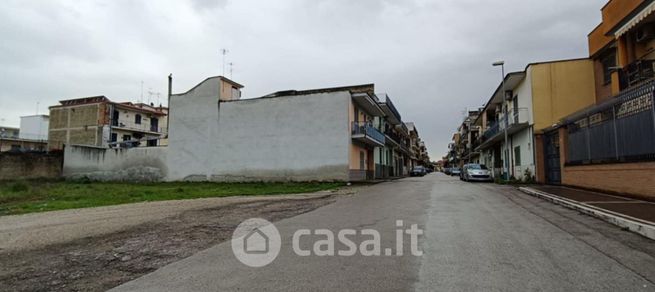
[519,185,655,240]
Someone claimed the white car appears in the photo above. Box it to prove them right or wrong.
[460,164,493,182]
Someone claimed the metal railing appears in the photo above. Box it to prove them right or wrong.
[352,122,385,144]
[384,129,403,145]
[566,80,655,164]
[384,95,402,122]
[619,59,655,90]
[482,108,530,140]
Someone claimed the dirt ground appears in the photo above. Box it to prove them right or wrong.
[0,195,338,292]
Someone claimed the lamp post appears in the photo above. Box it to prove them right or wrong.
[493,61,509,181]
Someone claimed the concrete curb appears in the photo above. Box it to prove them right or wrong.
[518,187,655,241]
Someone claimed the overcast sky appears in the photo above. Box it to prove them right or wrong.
[0,0,607,157]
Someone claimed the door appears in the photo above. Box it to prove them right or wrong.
[544,131,561,184]
[150,117,159,132]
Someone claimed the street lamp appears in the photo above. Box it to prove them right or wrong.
[493,61,510,181]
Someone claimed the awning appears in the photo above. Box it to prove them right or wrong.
[615,1,655,38]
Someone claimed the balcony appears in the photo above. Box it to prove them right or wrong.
[619,59,655,91]
[352,122,385,147]
[111,123,166,134]
[476,108,530,150]
[399,142,409,154]
[384,129,403,148]
[378,94,402,125]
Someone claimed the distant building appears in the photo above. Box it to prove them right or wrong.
[48,96,168,150]
[20,115,49,141]
[0,122,49,153]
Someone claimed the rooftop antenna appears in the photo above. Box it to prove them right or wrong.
[140,81,144,103]
[221,48,229,76]
[229,62,234,79]
[147,89,161,106]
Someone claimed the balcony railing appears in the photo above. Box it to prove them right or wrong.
[482,108,529,140]
[619,59,655,91]
[352,122,385,145]
[384,129,403,145]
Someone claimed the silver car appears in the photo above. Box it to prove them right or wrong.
[460,164,493,182]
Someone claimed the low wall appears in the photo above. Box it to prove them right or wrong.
[562,161,655,200]
[63,145,168,182]
[0,152,63,180]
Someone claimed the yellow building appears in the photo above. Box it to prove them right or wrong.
[546,0,655,199]
[474,59,596,181]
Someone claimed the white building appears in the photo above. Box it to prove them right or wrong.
[19,115,49,141]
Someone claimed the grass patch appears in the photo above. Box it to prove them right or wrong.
[0,180,343,216]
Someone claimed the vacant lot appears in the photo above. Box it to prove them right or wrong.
[0,194,339,291]
[0,180,343,216]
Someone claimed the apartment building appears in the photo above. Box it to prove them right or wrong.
[375,93,411,178]
[474,59,596,181]
[453,110,481,167]
[543,0,655,198]
[48,96,168,150]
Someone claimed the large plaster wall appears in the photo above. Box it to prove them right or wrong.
[167,77,351,182]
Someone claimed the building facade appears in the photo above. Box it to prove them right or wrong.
[63,76,425,182]
[473,59,596,181]
[48,96,168,150]
[541,0,655,199]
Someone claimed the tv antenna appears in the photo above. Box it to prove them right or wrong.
[147,89,161,105]
[221,48,229,76]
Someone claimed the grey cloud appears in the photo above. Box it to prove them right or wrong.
[0,0,607,156]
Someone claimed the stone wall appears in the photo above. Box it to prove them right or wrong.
[0,153,63,180]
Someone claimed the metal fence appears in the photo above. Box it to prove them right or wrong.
[566,80,655,164]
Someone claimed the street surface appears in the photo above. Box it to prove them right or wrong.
[113,173,655,292]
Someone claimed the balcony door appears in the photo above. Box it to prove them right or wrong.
[150,117,159,132]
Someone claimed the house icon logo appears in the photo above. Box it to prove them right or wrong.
[232,218,281,267]
[244,228,269,254]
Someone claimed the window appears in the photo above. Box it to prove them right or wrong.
[110,133,117,142]
[123,135,131,142]
[135,114,142,125]
[147,139,157,147]
[514,146,521,166]
[601,52,616,85]
[112,110,119,126]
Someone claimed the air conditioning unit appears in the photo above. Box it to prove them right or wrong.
[636,25,655,43]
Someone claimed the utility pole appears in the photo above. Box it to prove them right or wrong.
[493,61,509,181]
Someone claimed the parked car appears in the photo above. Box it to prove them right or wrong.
[450,167,461,176]
[460,164,493,182]
[410,166,427,177]
[444,168,452,175]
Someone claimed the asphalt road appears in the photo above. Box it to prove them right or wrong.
[112,173,655,292]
